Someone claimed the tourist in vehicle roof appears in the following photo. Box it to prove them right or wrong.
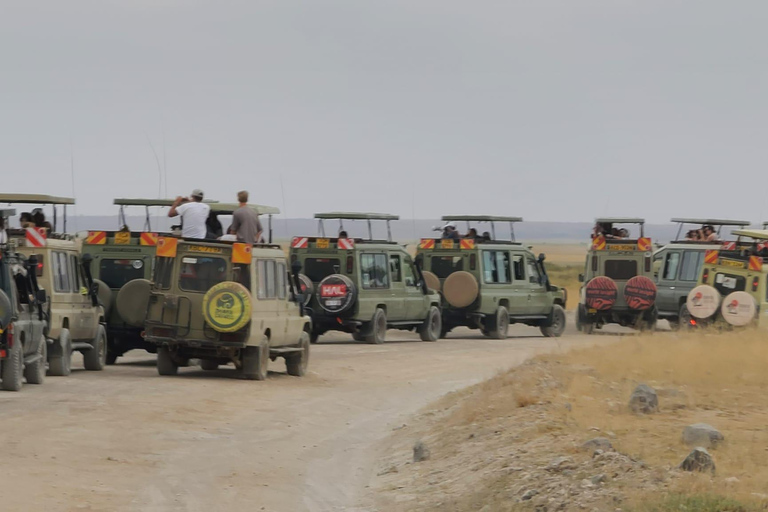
[440,222,459,240]
[168,189,210,239]
[231,190,263,244]
[702,225,718,242]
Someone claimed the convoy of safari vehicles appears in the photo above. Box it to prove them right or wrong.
[290,213,442,344]
[3,189,768,391]
[416,216,566,339]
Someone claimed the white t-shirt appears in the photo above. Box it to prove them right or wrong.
[176,201,210,239]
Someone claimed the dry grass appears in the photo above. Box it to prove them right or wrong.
[374,331,768,511]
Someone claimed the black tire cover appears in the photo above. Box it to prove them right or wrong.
[116,279,152,327]
[317,274,357,314]
[298,274,314,307]
[0,290,11,329]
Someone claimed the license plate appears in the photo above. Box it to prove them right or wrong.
[113,232,131,245]
[610,244,636,251]
[325,299,341,307]
[588,308,597,314]
[721,259,745,268]
[316,238,330,249]
[440,239,455,249]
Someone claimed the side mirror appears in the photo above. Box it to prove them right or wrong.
[538,253,546,262]
[578,273,584,283]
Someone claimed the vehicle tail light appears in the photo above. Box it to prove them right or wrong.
[702,268,710,283]
[645,256,651,272]
[470,254,477,270]
[346,255,354,274]
[690,318,697,326]
[752,277,760,292]
[0,349,6,358]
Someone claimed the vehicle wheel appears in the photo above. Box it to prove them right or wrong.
[24,335,47,385]
[678,304,692,330]
[242,338,269,381]
[540,305,566,338]
[48,328,72,377]
[419,306,442,342]
[487,306,509,340]
[200,359,219,371]
[157,346,179,376]
[1,334,23,391]
[637,308,658,333]
[364,308,387,344]
[84,325,107,371]
[286,331,310,377]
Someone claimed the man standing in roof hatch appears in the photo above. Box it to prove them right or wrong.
[231,190,263,244]
[168,189,210,239]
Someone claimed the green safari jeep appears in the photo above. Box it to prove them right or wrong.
[289,212,442,344]
[578,218,658,333]
[415,216,566,339]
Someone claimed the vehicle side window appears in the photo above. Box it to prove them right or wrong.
[257,260,277,299]
[662,252,680,280]
[361,254,389,289]
[482,251,511,284]
[512,254,525,281]
[526,258,542,285]
[403,260,417,287]
[276,262,286,300]
[679,251,703,282]
[389,255,402,283]
[70,255,82,293]
[53,251,71,292]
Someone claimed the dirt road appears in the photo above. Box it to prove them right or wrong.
[0,323,605,512]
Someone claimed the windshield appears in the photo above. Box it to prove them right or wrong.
[179,256,227,292]
[604,260,638,280]
[714,273,746,295]
[99,259,145,289]
[430,255,464,279]
[304,258,341,282]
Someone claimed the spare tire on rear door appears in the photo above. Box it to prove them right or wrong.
[202,282,253,333]
[623,276,657,310]
[116,279,152,327]
[422,271,442,293]
[720,291,756,327]
[93,279,112,314]
[686,285,720,319]
[584,276,618,311]
[317,274,357,314]
[298,273,314,307]
[443,271,479,308]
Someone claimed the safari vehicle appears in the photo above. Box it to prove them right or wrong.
[578,218,657,333]
[686,229,768,329]
[653,218,750,328]
[1,194,107,375]
[82,199,280,364]
[115,231,312,380]
[289,212,442,344]
[0,209,48,391]
[416,216,566,339]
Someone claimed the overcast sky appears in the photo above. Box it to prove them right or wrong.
[1,1,766,223]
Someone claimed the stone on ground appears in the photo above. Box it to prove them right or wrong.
[682,423,724,448]
[629,383,658,414]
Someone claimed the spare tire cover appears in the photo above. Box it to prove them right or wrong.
[623,276,657,310]
[443,271,479,308]
[317,274,356,314]
[584,276,618,311]
[298,273,314,307]
[202,282,253,333]
[93,279,113,314]
[116,279,152,327]
[0,290,12,329]
[422,270,441,293]
[721,291,756,327]
[686,285,720,319]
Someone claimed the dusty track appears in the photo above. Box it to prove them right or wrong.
[0,322,605,512]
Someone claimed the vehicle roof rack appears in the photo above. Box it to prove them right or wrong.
[670,218,751,226]
[595,217,645,224]
[209,203,280,215]
[314,212,399,221]
[441,215,523,223]
[732,229,768,241]
[314,212,399,241]
[0,194,75,205]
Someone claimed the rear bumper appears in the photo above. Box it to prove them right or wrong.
[146,336,247,349]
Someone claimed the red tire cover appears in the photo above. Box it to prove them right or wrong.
[624,276,657,311]
[585,276,618,311]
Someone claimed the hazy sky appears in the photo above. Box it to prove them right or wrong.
[2,1,766,223]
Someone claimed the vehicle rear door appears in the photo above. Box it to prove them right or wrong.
[386,253,406,320]
[71,253,97,339]
[656,250,681,314]
[525,256,550,314]
[403,255,428,321]
[358,252,393,321]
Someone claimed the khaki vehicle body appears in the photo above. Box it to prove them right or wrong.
[1,194,107,375]
[0,209,49,391]
[416,216,566,339]
[126,235,312,379]
[653,218,750,328]
[686,229,768,329]
[578,218,657,333]
[289,213,442,344]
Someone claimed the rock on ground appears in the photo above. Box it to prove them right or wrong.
[679,447,716,475]
[413,440,431,462]
[683,423,724,448]
[629,383,658,414]
[581,437,613,453]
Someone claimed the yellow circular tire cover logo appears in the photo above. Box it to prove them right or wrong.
[202,282,253,333]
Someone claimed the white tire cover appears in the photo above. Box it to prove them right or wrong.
[720,291,757,327]
[686,285,720,319]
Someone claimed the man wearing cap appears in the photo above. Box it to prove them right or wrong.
[441,222,460,240]
[168,189,210,239]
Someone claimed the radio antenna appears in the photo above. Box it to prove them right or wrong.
[279,174,289,240]
[69,136,77,232]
